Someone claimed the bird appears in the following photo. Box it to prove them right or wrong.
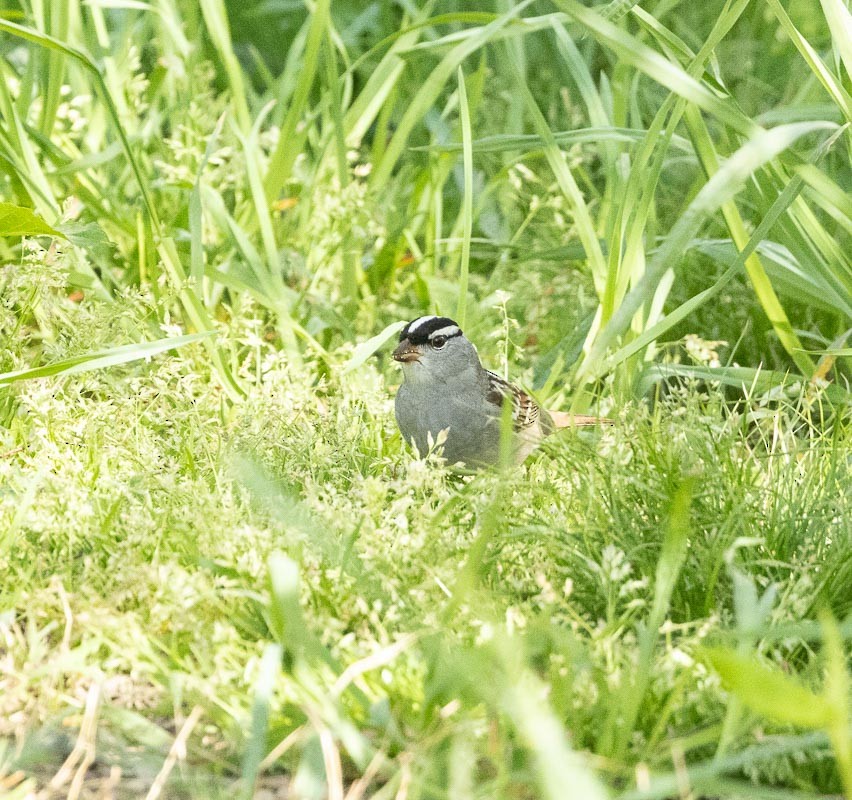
[392,315,611,466]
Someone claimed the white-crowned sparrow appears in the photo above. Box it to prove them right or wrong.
[393,315,610,466]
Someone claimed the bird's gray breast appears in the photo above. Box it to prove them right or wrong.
[395,381,500,465]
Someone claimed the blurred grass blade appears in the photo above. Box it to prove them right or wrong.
[705,648,832,727]
[820,611,852,795]
[232,457,351,575]
[503,670,608,800]
[449,735,475,800]
[266,551,329,665]
[240,642,282,800]
[0,332,215,386]
[341,321,406,374]
[650,480,693,625]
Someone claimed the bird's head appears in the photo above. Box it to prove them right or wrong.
[393,316,480,384]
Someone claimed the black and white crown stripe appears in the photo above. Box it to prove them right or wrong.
[400,316,464,345]
[428,324,461,339]
[405,315,437,335]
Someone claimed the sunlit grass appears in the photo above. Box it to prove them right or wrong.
[0,0,850,796]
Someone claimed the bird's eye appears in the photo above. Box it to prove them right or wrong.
[431,335,447,349]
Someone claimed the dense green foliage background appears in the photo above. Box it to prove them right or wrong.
[0,0,850,797]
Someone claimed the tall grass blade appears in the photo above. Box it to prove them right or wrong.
[765,0,852,122]
[579,121,838,381]
[454,67,473,329]
[502,668,608,800]
[37,0,70,137]
[370,0,534,191]
[819,0,852,87]
[199,0,252,131]
[683,104,814,375]
[0,18,159,228]
[597,165,815,374]
[263,0,331,202]
[549,0,758,136]
[0,332,216,386]
[511,64,608,293]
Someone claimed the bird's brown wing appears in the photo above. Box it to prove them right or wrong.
[485,371,613,435]
[485,370,543,433]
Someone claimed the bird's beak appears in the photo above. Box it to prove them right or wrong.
[393,339,421,363]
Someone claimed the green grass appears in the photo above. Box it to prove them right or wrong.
[0,0,850,797]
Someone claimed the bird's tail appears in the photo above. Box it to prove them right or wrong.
[549,411,614,429]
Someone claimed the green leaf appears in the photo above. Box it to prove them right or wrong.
[705,648,833,728]
[0,202,63,238]
[57,221,113,259]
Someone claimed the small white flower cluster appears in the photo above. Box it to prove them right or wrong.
[56,86,92,135]
[683,334,728,367]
